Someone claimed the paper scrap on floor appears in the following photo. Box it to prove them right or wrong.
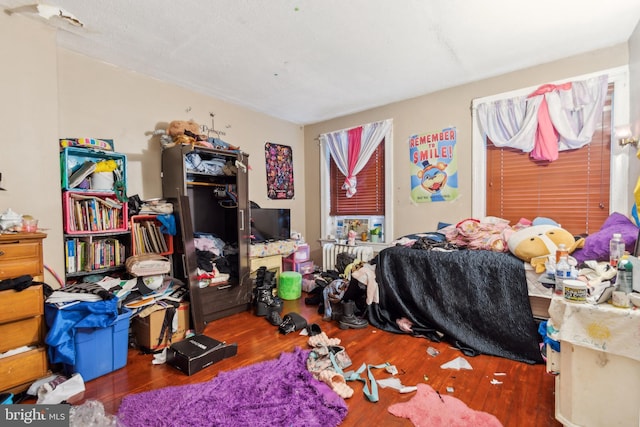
[440,356,473,370]
[377,377,417,393]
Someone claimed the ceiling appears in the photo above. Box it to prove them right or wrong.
[3,1,640,125]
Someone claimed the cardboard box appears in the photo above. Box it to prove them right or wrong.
[132,302,189,351]
[166,334,238,375]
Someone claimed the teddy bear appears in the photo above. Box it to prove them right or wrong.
[166,120,200,139]
[153,120,213,149]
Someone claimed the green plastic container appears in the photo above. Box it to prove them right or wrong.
[278,271,302,300]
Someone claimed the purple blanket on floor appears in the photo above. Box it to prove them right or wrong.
[117,347,347,427]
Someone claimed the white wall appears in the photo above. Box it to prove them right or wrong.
[629,20,640,195]
[1,12,304,287]
[304,44,629,264]
[0,12,62,286]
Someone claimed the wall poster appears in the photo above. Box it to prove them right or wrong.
[265,142,294,199]
[409,127,458,203]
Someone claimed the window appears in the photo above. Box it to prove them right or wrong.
[330,140,385,216]
[485,83,613,235]
[472,66,632,233]
[320,120,394,243]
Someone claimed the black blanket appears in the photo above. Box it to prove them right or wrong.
[368,246,543,364]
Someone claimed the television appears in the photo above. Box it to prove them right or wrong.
[250,208,291,243]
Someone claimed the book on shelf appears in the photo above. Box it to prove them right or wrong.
[70,193,123,209]
[146,220,167,253]
[153,223,169,253]
[144,221,159,253]
[65,239,76,274]
[68,194,124,232]
[133,219,168,254]
[64,237,125,273]
[134,223,144,254]
[68,161,96,188]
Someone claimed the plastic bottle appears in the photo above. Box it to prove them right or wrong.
[555,243,568,264]
[555,255,571,296]
[616,254,633,294]
[609,233,624,268]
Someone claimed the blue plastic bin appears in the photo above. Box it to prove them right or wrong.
[64,307,132,381]
[60,146,127,191]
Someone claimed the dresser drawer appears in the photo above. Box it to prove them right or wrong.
[0,285,44,323]
[199,281,251,317]
[0,241,43,280]
[0,347,48,391]
[0,316,44,353]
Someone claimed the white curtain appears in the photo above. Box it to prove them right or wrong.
[320,119,391,197]
[476,96,541,152]
[547,74,609,150]
[475,74,608,161]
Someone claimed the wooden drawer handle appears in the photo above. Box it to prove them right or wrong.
[0,250,4,256]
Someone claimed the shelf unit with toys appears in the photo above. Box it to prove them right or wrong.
[60,140,130,283]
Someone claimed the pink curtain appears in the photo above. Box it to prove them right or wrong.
[477,75,607,163]
[528,82,572,161]
[343,126,363,197]
[321,119,391,197]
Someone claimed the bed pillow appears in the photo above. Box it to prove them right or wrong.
[572,212,639,263]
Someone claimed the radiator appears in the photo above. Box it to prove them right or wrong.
[322,243,374,271]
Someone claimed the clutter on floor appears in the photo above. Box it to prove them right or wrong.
[166,334,237,376]
[388,383,503,427]
[117,348,348,427]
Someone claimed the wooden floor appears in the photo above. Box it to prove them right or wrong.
[25,294,561,426]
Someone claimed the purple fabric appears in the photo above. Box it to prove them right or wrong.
[117,347,347,427]
[573,212,639,263]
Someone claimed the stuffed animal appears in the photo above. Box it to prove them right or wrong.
[152,120,215,149]
[167,120,200,138]
[507,223,583,272]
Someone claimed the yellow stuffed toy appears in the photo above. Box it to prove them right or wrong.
[507,224,584,272]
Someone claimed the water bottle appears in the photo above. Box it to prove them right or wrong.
[555,256,571,296]
[609,233,624,268]
[616,254,633,294]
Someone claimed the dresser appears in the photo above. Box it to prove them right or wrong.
[549,297,640,426]
[0,232,48,393]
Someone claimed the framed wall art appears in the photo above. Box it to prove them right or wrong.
[265,142,294,200]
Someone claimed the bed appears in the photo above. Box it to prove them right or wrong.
[367,246,547,364]
[361,213,640,365]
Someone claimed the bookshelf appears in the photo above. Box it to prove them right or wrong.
[130,215,173,256]
[60,143,129,283]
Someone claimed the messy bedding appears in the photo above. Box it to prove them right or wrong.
[364,213,639,364]
[367,246,544,364]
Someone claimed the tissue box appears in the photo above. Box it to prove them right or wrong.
[167,334,237,375]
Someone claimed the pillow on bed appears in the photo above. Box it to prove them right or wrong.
[572,212,639,263]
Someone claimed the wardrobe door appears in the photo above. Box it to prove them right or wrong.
[175,195,205,333]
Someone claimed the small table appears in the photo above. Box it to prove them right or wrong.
[549,297,640,426]
[249,254,282,285]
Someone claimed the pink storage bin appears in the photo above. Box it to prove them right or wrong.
[63,191,128,234]
[293,243,310,261]
[283,257,315,275]
[297,260,315,275]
